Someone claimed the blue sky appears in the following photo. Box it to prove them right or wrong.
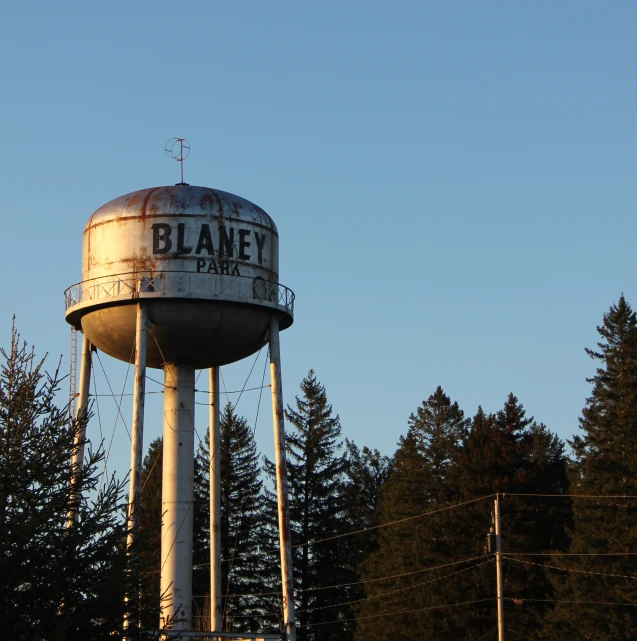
[1,1,635,476]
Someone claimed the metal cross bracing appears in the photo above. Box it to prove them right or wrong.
[150,632,281,640]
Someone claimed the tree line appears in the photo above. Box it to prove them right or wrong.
[1,295,635,640]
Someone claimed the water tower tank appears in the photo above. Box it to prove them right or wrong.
[64,185,294,367]
[64,179,298,638]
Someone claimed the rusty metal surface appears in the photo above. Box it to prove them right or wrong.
[81,185,279,285]
[85,185,276,231]
[77,301,273,370]
[65,271,294,323]
[64,271,294,369]
[65,184,294,369]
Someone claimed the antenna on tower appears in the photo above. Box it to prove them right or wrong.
[165,137,191,185]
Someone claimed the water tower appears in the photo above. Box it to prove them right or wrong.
[64,148,297,640]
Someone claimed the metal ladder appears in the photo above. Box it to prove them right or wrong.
[69,326,78,419]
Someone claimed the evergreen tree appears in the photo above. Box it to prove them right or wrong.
[335,441,392,636]
[342,439,392,561]
[356,389,570,641]
[0,327,130,640]
[266,370,348,641]
[194,403,270,633]
[137,436,164,630]
[355,386,471,640]
[543,295,637,640]
[449,397,571,640]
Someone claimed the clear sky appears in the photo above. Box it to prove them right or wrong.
[1,1,635,477]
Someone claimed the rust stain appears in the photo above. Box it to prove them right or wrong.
[139,188,159,217]
[198,189,217,212]
[127,192,141,208]
[84,212,277,235]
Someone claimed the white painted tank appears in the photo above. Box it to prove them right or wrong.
[65,185,294,368]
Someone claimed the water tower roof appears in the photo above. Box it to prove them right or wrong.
[85,185,277,234]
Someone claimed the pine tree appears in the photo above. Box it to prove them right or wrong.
[265,370,348,641]
[0,327,130,640]
[194,402,271,633]
[543,295,637,640]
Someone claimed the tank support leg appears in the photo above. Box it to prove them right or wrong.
[269,317,297,641]
[124,302,148,633]
[66,332,93,527]
[160,363,195,632]
[127,302,148,546]
[209,366,222,633]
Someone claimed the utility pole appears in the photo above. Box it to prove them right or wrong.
[494,493,505,641]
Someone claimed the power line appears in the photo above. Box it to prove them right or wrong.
[503,556,637,580]
[296,560,488,615]
[505,597,637,608]
[303,555,486,594]
[503,552,637,557]
[202,555,486,599]
[503,493,637,499]
[195,490,637,568]
[289,494,493,551]
[203,494,494,566]
[296,598,496,629]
